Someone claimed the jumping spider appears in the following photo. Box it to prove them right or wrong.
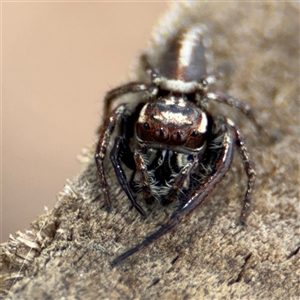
[95,25,261,266]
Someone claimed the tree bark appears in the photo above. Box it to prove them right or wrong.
[1,2,299,299]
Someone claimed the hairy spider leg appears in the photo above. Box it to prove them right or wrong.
[95,105,126,211]
[226,119,256,225]
[132,148,197,205]
[104,82,149,116]
[96,104,148,216]
[204,90,272,140]
[111,120,235,266]
[110,137,147,217]
[161,160,197,205]
[133,145,155,204]
[97,80,155,214]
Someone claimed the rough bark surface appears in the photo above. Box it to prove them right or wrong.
[1,2,299,299]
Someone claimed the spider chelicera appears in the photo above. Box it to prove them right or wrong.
[95,25,260,266]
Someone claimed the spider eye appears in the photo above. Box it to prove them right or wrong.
[171,130,187,145]
[144,122,150,130]
[191,130,199,137]
[154,128,168,142]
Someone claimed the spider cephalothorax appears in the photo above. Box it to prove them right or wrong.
[95,25,260,265]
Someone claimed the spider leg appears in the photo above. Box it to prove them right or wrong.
[95,104,129,211]
[205,90,269,136]
[111,122,234,266]
[133,145,156,205]
[104,82,149,116]
[103,54,164,117]
[178,121,234,216]
[226,119,256,225]
[110,137,147,217]
[161,160,197,205]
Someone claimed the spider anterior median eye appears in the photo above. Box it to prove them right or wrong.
[172,131,187,144]
[155,128,168,141]
[144,122,150,130]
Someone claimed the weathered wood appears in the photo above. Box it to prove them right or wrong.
[1,2,299,299]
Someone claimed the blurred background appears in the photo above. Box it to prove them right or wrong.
[2,2,168,242]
